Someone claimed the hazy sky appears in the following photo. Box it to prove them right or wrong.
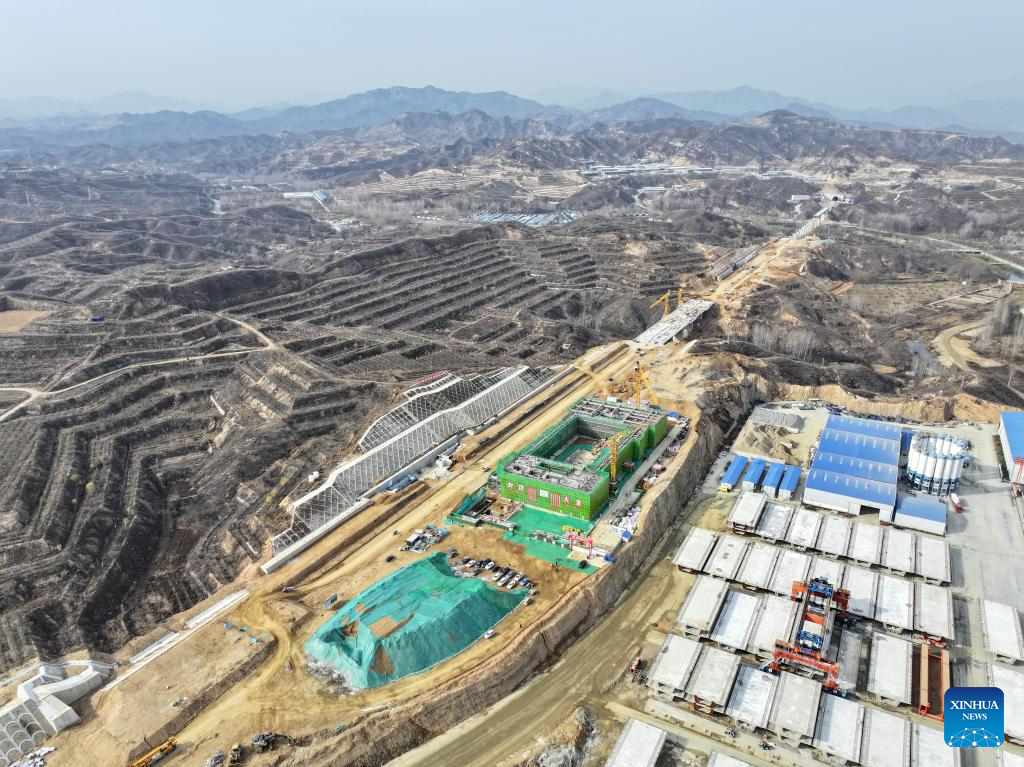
[5,0,1022,110]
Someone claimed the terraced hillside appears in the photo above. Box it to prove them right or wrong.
[0,209,734,672]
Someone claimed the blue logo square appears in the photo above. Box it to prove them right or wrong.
[944,686,1004,747]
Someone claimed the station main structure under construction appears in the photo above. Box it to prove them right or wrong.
[497,397,669,520]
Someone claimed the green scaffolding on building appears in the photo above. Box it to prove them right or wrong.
[496,397,668,521]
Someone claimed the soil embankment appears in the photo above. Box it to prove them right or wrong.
[287,379,764,766]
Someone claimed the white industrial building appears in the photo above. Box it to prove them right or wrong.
[0,660,112,764]
[999,411,1024,487]
[802,415,901,517]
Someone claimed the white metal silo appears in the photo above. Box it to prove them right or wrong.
[924,449,938,490]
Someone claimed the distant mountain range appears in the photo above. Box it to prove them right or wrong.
[1,84,1023,149]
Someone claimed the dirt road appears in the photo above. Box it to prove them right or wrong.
[390,494,694,767]
[53,344,640,766]
[934,318,988,372]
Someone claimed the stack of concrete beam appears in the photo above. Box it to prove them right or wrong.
[843,566,879,619]
[710,590,762,652]
[988,663,1024,745]
[785,508,823,551]
[860,707,911,767]
[749,594,800,658]
[755,503,793,542]
[813,693,864,765]
[848,524,883,566]
[727,492,767,534]
[706,535,750,581]
[673,527,719,572]
[726,665,779,730]
[809,557,845,588]
[875,575,915,633]
[817,514,852,559]
[648,633,702,700]
[767,549,811,596]
[881,528,917,576]
[911,723,960,767]
[735,542,779,591]
[676,576,729,639]
[914,536,951,585]
[605,718,667,767]
[913,582,954,642]
[981,600,1024,664]
[768,671,822,744]
[685,645,741,713]
[835,630,863,692]
[868,632,914,707]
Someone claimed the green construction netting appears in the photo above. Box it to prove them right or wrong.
[305,552,526,688]
[503,508,597,573]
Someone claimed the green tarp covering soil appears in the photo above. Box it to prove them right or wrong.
[305,552,526,687]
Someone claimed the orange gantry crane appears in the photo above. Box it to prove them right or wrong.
[762,577,851,693]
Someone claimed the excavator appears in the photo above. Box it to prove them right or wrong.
[129,737,177,767]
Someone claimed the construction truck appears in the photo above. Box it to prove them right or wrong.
[229,743,244,764]
[129,737,178,767]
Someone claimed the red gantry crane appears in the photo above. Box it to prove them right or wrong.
[762,577,851,693]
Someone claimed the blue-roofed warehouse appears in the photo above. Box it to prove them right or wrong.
[778,465,801,501]
[762,462,785,498]
[741,458,766,491]
[893,495,946,536]
[999,412,1024,486]
[719,455,749,491]
[803,414,901,517]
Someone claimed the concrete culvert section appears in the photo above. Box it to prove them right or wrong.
[305,552,527,688]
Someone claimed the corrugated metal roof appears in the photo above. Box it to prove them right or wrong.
[762,462,785,490]
[721,455,749,486]
[894,494,946,523]
[805,469,897,506]
[817,429,900,464]
[826,414,902,441]
[780,465,801,492]
[742,458,766,485]
[812,451,899,484]
[1001,412,1024,462]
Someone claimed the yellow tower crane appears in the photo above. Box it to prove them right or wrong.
[608,427,632,485]
[633,361,660,409]
[649,292,671,319]
[649,288,686,319]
